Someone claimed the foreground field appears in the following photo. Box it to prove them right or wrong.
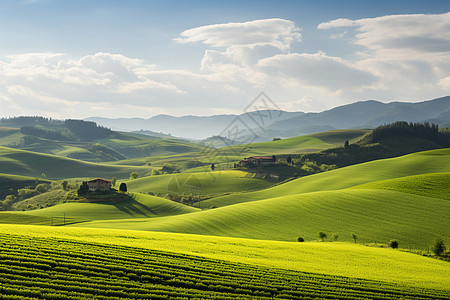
[1,224,449,293]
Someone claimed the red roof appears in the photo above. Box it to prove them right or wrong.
[249,156,273,160]
[88,178,112,183]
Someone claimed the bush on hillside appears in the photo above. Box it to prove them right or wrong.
[297,237,304,242]
[389,240,399,249]
[431,238,446,256]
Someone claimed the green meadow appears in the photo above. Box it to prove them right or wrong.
[0,146,152,179]
[1,124,449,299]
[124,170,274,196]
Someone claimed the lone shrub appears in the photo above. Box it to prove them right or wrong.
[318,232,327,242]
[431,238,446,256]
[297,237,304,242]
[119,183,127,192]
[351,232,358,244]
[389,240,399,249]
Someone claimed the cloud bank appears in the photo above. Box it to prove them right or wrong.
[1,13,450,118]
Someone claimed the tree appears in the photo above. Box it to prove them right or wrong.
[41,173,46,178]
[211,163,215,171]
[35,183,49,194]
[351,232,358,244]
[119,183,127,192]
[77,181,89,196]
[318,232,327,242]
[389,240,399,249]
[286,156,292,164]
[431,238,446,256]
[151,169,162,176]
[297,237,304,242]
[344,140,349,149]
[61,180,68,191]
[332,233,339,241]
[129,172,139,180]
[111,177,117,187]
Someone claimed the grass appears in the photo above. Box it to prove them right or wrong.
[0,146,152,179]
[124,170,274,196]
[220,129,370,157]
[0,224,449,291]
[70,188,450,249]
[203,148,450,208]
[10,192,198,221]
[352,172,450,200]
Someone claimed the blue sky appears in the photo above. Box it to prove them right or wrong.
[0,0,449,118]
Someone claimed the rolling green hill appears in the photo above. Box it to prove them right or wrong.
[70,187,449,249]
[0,146,151,179]
[124,170,274,197]
[203,148,450,208]
[0,125,205,162]
[65,150,450,249]
[14,192,198,221]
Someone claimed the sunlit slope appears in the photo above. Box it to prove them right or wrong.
[72,188,450,249]
[307,129,371,145]
[18,193,198,220]
[221,129,369,156]
[125,170,274,196]
[2,224,449,291]
[352,172,450,200]
[204,148,450,207]
[0,146,151,179]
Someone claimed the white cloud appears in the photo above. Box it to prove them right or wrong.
[1,14,450,119]
[317,18,356,29]
[175,18,301,51]
[258,51,378,92]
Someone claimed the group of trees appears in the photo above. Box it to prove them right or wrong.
[64,119,112,141]
[20,126,71,141]
[0,183,51,210]
[296,232,447,257]
[371,121,448,144]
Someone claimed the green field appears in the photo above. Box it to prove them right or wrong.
[124,170,274,197]
[220,129,368,156]
[14,192,198,221]
[1,225,449,293]
[203,148,450,208]
[0,146,151,179]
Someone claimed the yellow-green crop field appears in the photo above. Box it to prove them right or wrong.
[1,224,449,296]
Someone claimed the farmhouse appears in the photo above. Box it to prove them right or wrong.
[87,178,112,192]
[239,156,276,167]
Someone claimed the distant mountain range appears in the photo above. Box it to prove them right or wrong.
[87,96,450,141]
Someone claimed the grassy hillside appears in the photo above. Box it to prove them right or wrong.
[1,225,449,291]
[0,172,51,199]
[0,146,151,179]
[0,125,204,162]
[13,192,198,221]
[352,172,450,200]
[124,170,274,197]
[203,148,450,207]
[71,188,450,249]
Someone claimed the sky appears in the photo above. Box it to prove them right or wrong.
[0,0,449,119]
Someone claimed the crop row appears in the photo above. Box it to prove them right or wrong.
[0,233,448,299]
